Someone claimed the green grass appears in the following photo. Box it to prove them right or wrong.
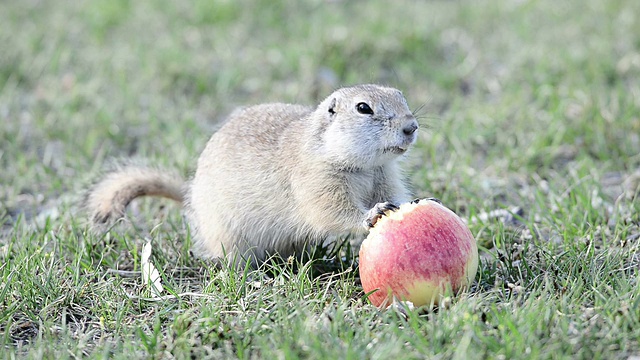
[2,0,640,358]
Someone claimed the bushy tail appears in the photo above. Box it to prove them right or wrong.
[84,165,185,227]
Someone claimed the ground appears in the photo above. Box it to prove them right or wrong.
[1,0,639,358]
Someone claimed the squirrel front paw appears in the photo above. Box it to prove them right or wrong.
[363,202,399,229]
[410,197,441,205]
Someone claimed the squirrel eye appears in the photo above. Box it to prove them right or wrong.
[356,102,374,115]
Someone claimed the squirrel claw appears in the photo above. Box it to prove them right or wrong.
[363,202,399,229]
[411,197,441,205]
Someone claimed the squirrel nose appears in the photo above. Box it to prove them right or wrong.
[402,120,418,136]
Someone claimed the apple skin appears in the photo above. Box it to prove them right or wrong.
[359,199,478,308]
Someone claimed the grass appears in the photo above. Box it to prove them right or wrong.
[1,0,640,358]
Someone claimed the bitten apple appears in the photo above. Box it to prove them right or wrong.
[359,198,478,308]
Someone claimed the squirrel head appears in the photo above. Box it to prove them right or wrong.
[314,84,419,170]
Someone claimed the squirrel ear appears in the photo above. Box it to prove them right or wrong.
[328,98,336,116]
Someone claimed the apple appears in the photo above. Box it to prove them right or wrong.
[359,198,478,308]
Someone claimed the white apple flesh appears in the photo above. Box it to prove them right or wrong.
[359,199,478,308]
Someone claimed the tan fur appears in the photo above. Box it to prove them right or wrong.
[85,84,419,267]
[85,166,184,225]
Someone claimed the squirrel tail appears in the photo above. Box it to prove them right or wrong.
[84,164,185,227]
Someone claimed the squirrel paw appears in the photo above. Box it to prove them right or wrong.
[363,202,399,229]
[410,197,441,205]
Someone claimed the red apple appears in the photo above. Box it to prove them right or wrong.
[359,199,478,308]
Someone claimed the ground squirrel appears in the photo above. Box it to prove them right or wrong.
[85,84,419,267]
